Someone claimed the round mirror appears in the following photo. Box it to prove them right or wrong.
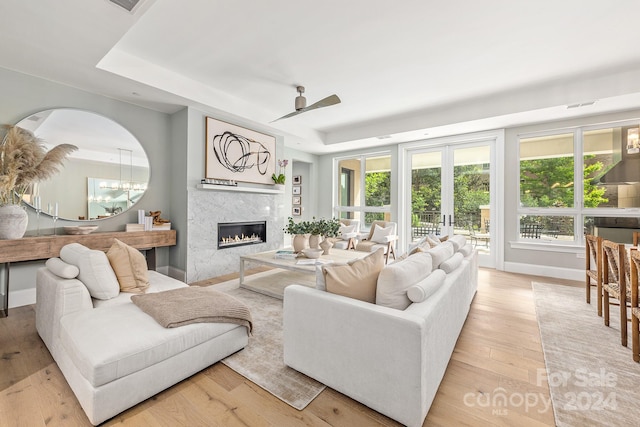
[16,109,150,221]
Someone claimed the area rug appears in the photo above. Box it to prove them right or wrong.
[215,284,325,410]
[533,282,640,427]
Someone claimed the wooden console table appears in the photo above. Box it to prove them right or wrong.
[0,230,177,317]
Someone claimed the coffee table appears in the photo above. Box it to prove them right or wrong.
[239,248,369,289]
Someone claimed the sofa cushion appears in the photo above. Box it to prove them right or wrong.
[59,303,240,387]
[449,234,467,251]
[93,271,187,308]
[45,257,80,279]
[323,249,384,303]
[439,252,464,273]
[60,243,119,300]
[425,241,455,269]
[407,269,447,303]
[376,251,433,310]
[107,239,150,294]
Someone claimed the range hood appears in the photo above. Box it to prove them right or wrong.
[599,127,640,184]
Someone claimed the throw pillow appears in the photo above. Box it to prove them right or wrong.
[370,224,394,243]
[439,252,464,273]
[449,234,467,252]
[426,241,455,269]
[458,243,473,257]
[45,257,80,279]
[339,224,356,240]
[407,269,447,303]
[376,252,433,310]
[107,239,150,294]
[425,235,441,248]
[323,248,385,303]
[60,243,120,300]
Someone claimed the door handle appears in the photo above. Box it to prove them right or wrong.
[441,215,446,225]
[449,215,453,226]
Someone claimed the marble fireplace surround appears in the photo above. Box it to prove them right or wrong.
[186,187,286,283]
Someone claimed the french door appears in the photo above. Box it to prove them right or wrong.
[402,134,500,268]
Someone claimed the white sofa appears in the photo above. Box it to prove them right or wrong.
[36,243,249,425]
[283,235,477,427]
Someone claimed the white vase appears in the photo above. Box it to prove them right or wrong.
[309,234,322,249]
[320,238,333,255]
[292,233,310,253]
[0,205,28,240]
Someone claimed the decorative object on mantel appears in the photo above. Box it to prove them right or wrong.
[63,225,99,235]
[0,125,77,239]
[201,178,238,187]
[271,159,288,184]
[205,116,276,185]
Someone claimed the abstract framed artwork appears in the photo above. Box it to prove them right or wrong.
[292,206,301,216]
[292,186,301,195]
[292,196,301,205]
[205,117,276,185]
[293,175,302,185]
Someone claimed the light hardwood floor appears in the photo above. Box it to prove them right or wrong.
[0,268,580,426]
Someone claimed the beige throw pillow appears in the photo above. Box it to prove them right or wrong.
[106,239,150,294]
[370,224,394,243]
[323,248,385,303]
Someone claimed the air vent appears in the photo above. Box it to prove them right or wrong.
[567,101,596,109]
[109,0,141,12]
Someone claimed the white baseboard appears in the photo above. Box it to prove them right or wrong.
[503,261,582,282]
[9,287,37,308]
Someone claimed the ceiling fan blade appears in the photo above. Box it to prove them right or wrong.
[270,94,341,123]
[270,109,305,123]
[304,94,341,111]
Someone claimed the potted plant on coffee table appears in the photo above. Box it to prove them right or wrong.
[284,217,311,253]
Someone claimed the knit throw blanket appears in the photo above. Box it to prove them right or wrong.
[131,286,253,334]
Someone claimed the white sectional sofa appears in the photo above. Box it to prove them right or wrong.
[36,243,249,425]
[283,235,478,427]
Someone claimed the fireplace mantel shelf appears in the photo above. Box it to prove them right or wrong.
[196,183,284,194]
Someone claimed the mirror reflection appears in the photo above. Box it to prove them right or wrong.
[16,109,150,221]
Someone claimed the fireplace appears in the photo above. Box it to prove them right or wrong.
[218,221,267,249]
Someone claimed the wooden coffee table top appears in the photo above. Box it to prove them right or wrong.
[240,248,369,273]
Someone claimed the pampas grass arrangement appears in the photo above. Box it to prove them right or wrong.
[0,125,77,206]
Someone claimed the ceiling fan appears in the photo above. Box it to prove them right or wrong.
[271,86,341,122]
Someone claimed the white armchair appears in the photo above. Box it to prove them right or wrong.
[328,219,360,250]
[355,220,398,262]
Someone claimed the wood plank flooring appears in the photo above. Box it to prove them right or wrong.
[0,268,580,426]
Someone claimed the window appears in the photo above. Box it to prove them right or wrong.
[335,153,391,229]
[518,123,640,245]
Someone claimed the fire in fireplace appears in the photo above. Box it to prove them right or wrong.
[218,221,267,249]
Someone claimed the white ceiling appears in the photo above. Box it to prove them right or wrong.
[3,0,640,154]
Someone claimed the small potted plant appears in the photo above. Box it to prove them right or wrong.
[284,216,310,252]
[272,159,288,185]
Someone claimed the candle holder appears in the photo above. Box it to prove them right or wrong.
[52,213,59,235]
[34,196,42,236]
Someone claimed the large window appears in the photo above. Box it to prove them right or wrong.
[518,123,640,244]
[335,153,391,229]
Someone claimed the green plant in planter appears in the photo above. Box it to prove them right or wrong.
[317,217,341,237]
[284,217,310,234]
